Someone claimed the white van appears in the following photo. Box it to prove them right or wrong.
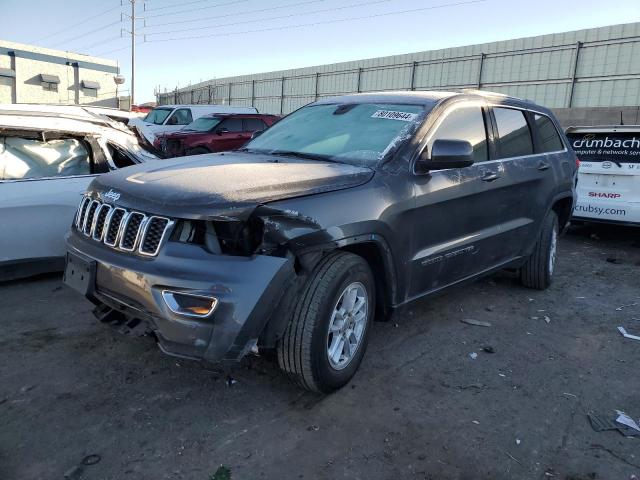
[129,104,258,143]
[567,125,640,226]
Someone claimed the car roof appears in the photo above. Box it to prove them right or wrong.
[201,113,276,119]
[312,90,549,113]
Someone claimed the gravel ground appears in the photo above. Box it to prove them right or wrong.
[1,224,639,480]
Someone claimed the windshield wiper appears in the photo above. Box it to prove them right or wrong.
[266,150,336,162]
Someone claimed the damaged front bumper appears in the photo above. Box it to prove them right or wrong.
[65,230,294,362]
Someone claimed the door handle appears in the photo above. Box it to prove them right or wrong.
[481,171,500,182]
[537,161,550,171]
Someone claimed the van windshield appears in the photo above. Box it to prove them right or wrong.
[567,131,640,163]
[244,103,426,166]
[144,108,173,125]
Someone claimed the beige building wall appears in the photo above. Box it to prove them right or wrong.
[0,40,120,107]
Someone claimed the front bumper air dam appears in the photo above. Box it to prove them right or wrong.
[66,230,294,362]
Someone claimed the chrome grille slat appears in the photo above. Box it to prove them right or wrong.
[74,196,173,257]
[83,200,100,236]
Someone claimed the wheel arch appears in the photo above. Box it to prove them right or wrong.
[550,195,574,231]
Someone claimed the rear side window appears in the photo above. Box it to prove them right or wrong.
[0,136,90,180]
[219,118,243,133]
[428,106,488,162]
[533,114,564,153]
[244,118,267,132]
[494,108,533,158]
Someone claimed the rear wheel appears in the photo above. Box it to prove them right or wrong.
[277,252,375,393]
[520,211,558,290]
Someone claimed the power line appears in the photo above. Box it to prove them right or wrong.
[148,0,486,43]
[143,0,325,29]
[145,0,390,36]
[51,20,123,48]
[35,4,123,42]
[144,0,229,13]
[77,34,125,53]
[144,0,251,19]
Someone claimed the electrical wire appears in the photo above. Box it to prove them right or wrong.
[144,0,231,13]
[145,0,390,36]
[51,20,123,48]
[76,34,126,52]
[35,4,124,42]
[143,0,325,29]
[147,0,485,42]
[144,0,251,19]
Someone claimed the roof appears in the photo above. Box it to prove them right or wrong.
[201,112,278,118]
[313,90,547,112]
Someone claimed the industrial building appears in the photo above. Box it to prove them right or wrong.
[158,22,640,126]
[0,40,122,107]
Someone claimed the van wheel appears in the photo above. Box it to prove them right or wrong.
[277,252,375,393]
[188,147,210,155]
[520,211,558,290]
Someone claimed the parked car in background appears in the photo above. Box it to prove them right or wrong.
[156,113,280,157]
[65,91,576,392]
[0,106,159,281]
[567,125,640,226]
[129,104,258,144]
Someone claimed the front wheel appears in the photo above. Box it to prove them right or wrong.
[520,211,558,290]
[277,252,375,393]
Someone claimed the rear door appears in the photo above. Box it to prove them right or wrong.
[487,106,558,256]
[567,129,640,224]
[0,134,101,266]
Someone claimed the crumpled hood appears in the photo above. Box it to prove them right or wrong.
[88,152,374,220]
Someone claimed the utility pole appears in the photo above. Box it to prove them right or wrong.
[131,0,135,109]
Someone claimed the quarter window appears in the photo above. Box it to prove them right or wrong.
[428,106,488,162]
[494,108,533,158]
[0,137,90,180]
[533,114,564,153]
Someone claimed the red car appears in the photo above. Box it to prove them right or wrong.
[156,113,279,157]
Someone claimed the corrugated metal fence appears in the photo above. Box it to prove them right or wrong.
[157,23,640,114]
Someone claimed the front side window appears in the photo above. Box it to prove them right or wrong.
[534,114,564,153]
[167,108,193,126]
[218,117,243,133]
[427,106,488,162]
[144,108,173,125]
[245,103,426,165]
[184,116,222,132]
[0,136,90,180]
[494,108,533,158]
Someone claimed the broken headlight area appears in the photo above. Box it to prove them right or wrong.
[171,217,264,256]
[170,208,321,258]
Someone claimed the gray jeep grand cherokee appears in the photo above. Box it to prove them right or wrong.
[65,91,577,392]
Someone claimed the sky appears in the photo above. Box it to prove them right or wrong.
[3,0,640,104]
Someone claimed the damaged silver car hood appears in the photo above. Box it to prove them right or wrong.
[88,152,374,220]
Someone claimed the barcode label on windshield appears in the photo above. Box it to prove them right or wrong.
[371,110,418,122]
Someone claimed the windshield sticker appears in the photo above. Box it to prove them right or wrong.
[371,110,418,122]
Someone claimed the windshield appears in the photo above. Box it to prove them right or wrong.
[183,116,223,132]
[244,103,425,165]
[144,108,173,125]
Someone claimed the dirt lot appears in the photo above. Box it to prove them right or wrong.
[1,224,640,480]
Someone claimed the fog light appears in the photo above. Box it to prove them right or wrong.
[161,290,218,318]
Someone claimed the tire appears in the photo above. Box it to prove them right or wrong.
[277,252,375,393]
[188,147,210,155]
[520,210,559,290]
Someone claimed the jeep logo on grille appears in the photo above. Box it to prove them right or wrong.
[103,189,121,202]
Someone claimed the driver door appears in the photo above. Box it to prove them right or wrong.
[407,102,510,298]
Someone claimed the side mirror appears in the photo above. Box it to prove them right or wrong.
[216,128,229,135]
[416,139,474,173]
[250,130,264,139]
